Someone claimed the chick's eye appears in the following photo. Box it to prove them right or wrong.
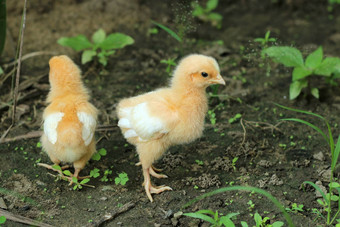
[201,72,208,77]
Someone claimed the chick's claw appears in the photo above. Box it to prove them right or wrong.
[149,166,168,179]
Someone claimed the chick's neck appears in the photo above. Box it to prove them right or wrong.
[47,82,89,103]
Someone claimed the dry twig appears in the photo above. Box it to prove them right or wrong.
[84,201,136,227]
[0,208,53,227]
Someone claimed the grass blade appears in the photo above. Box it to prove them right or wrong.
[182,186,294,227]
[275,103,325,121]
[332,135,340,170]
[151,20,182,42]
[281,118,329,144]
[302,181,329,204]
[182,212,215,224]
[0,0,6,55]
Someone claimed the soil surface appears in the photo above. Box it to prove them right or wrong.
[1,0,340,226]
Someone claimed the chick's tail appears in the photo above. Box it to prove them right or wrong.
[57,120,84,148]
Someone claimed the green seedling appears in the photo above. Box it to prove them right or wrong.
[36,142,41,148]
[232,157,238,171]
[92,148,107,161]
[195,159,204,166]
[253,212,284,227]
[191,0,222,29]
[254,31,277,50]
[247,200,255,211]
[160,57,177,76]
[183,209,239,227]
[114,172,129,186]
[183,186,294,227]
[52,165,91,190]
[285,203,304,213]
[90,168,100,178]
[229,113,242,124]
[263,46,340,99]
[276,103,340,225]
[58,28,134,66]
[208,109,217,125]
[0,216,6,226]
[101,169,112,182]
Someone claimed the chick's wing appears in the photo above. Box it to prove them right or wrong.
[77,112,96,146]
[118,99,179,141]
[44,112,65,144]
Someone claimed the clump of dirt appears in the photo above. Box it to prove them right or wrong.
[210,156,232,171]
[184,173,221,189]
[162,153,185,170]
[258,173,284,188]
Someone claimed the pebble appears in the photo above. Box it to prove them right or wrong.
[99,196,108,201]
[0,197,7,209]
[313,152,325,161]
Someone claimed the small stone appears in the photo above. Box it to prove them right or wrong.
[313,152,325,161]
[35,180,46,186]
[87,208,95,212]
[315,181,327,198]
[117,222,122,225]
[99,197,108,201]
[173,211,183,219]
[101,186,115,191]
[154,223,161,227]
[0,197,7,209]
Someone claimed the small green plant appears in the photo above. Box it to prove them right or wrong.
[247,200,255,211]
[253,212,284,227]
[101,169,112,182]
[0,216,6,226]
[90,168,100,178]
[58,29,134,66]
[183,209,239,227]
[114,172,129,186]
[191,0,222,29]
[183,186,293,226]
[195,159,204,166]
[263,46,340,99]
[160,57,177,76]
[229,113,242,124]
[52,165,91,190]
[92,148,107,161]
[208,109,217,125]
[231,157,238,171]
[285,203,304,213]
[254,31,277,50]
[276,103,340,226]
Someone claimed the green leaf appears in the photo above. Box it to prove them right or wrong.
[81,50,96,64]
[315,57,340,76]
[183,213,216,224]
[206,0,219,11]
[329,182,340,188]
[224,212,240,219]
[254,212,262,225]
[63,170,72,176]
[72,177,78,183]
[57,35,93,51]
[272,222,284,227]
[98,148,107,156]
[207,12,222,21]
[0,66,3,75]
[289,79,307,100]
[292,67,312,81]
[114,177,121,185]
[80,178,90,184]
[152,21,182,42]
[52,165,62,171]
[92,153,101,161]
[311,87,319,99]
[192,5,204,16]
[305,46,323,69]
[92,29,106,44]
[241,221,249,227]
[219,216,235,227]
[0,215,6,224]
[332,135,340,170]
[263,46,304,67]
[99,33,134,50]
[196,210,216,216]
[98,54,108,66]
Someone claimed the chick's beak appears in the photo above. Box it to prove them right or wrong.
[211,74,226,85]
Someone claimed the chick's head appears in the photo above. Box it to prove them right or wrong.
[171,54,225,89]
[48,55,82,90]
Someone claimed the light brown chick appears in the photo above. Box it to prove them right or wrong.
[117,54,225,202]
[39,55,98,182]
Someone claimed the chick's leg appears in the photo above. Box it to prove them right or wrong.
[136,162,166,178]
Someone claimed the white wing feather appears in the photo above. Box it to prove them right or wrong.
[44,112,64,144]
[77,112,96,146]
[118,102,168,141]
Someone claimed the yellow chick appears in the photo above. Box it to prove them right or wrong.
[117,54,225,202]
[39,55,98,182]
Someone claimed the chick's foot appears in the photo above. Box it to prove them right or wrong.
[143,167,172,202]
